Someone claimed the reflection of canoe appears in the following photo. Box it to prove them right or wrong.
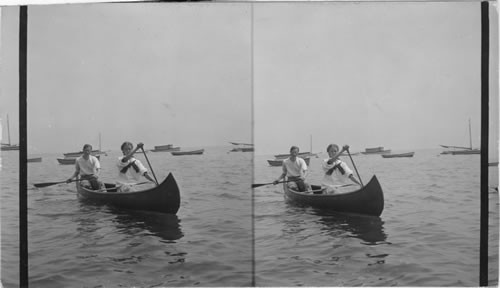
[284,175,384,216]
[57,155,100,165]
[274,152,312,160]
[76,173,180,214]
[171,149,204,156]
[267,157,311,167]
[381,152,414,158]
[316,213,387,244]
[27,157,42,163]
[112,211,184,241]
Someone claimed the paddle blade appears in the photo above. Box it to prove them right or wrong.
[252,183,271,188]
[33,181,65,188]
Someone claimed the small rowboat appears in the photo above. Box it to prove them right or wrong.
[267,157,311,167]
[381,152,415,158]
[230,147,254,152]
[76,173,180,214]
[151,147,181,152]
[450,149,480,155]
[57,155,100,165]
[171,149,204,156]
[27,157,42,163]
[274,152,313,160]
[283,175,384,216]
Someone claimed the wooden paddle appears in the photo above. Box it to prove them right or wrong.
[140,146,159,185]
[252,180,294,188]
[34,178,81,188]
[346,148,364,187]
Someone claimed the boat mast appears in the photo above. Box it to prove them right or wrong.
[310,134,312,154]
[7,114,11,146]
[469,118,472,150]
[99,132,101,151]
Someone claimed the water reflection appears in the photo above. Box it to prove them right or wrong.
[313,210,389,245]
[110,209,184,243]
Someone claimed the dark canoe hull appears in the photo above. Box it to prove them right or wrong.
[381,152,414,158]
[76,173,180,214]
[171,149,204,156]
[151,147,181,152]
[284,175,384,216]
[27,157,42,163]
[267,157,311,167]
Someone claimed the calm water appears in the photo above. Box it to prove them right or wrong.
[3,146,253,287]
[254,149,498,286]
[1,147,498,287]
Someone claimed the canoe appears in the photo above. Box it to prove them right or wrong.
[151,147,181,152]
[57,155,100,165]
[76,173,180,214]
[267,157,311,167]
[381,152,415,158]
[283,175,384,216]
[274,152,313,160]
[229,142,253,146]
[171,149,204,156]
[27,157,42,163]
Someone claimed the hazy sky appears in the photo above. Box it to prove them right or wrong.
[1,3,252,153]
[254,1,498,156]
[1,1,498,156]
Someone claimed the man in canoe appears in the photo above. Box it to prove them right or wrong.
[321,144,361,194]
[66,144,103,190]
[273,146,311,192]
[116,141,157,192]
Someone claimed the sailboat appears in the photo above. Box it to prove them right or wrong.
[1,115,20,151]
[440,119,480,155]
[62,133,107,157]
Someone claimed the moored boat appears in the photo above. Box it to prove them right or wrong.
[274,152,312,160]
[1,115,19,151]
[283,175,384,216]
[230,147,254,152]
[171,149,204,156]
[450,149,480,155]
[361,147,391,155]
[151,146,181,152]
[57,155,100,165]
[63,150,106,157]
[76,173,180,214]
[267,157,311,167]
[27,157,42,163]
[381,152,415,158]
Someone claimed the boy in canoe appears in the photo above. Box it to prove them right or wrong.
[321,144,361,194]
[66,144,103,190]
[116,141,157,192]
[273,146,311,192]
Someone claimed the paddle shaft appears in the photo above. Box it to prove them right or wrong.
[140,147,159,185]
[252,180,294,188]
[347,149,364,187]
[33,178,81,188]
